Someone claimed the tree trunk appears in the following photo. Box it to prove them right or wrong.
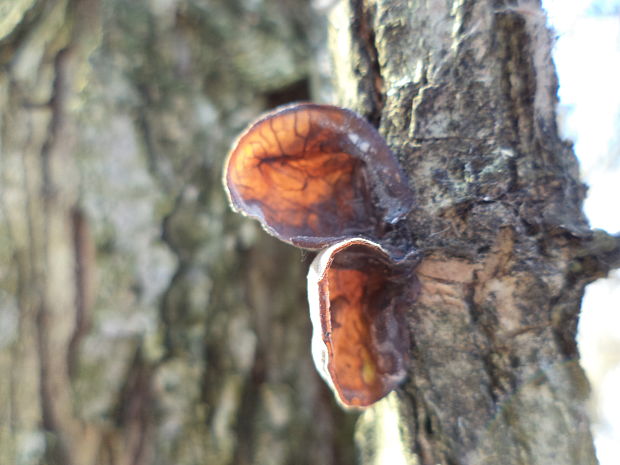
[329,1,615,464]
[0,1,356,464]
[2,0,619,464]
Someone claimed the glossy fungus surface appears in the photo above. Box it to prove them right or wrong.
[224,103,414,249]
[308,238,411,407]
[224,103,417,408]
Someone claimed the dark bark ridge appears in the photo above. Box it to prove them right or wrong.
[330,1,608,464]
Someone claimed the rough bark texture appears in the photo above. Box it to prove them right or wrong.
[0,1,356,464]
[329,0,608,464]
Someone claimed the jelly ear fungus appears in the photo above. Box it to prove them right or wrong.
[308,238,417,407]
[223,103,414,249]
[223,102,418,407]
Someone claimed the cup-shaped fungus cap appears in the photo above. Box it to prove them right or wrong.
[308,238,413,407]
[223,103,414,249]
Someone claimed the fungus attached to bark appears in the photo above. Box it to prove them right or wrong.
[308,238,414,407]
[223,103,414,249]
[223,102,417,408]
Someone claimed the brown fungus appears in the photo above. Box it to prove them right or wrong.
[223,103,414,249]
[308,238,414,407]
[223,102,417,407]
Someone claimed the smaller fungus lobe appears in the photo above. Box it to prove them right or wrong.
[224,103,414,249]
[308,238,411,407]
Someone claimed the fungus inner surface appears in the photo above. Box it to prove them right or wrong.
[315,241,410,407]
[224,103,413,249]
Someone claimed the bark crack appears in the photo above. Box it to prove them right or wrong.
[67,207,94,379]
[351,0,385,122]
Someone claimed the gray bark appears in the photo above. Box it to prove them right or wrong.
[0,1,355,464]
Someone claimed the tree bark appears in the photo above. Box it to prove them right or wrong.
[0,1,356,464]
[328,0,609,464]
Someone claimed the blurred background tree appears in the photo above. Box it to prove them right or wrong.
[0,1,357,464]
